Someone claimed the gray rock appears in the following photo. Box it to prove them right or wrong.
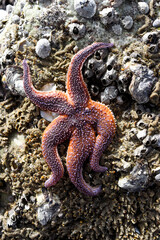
[11,15,20,24]
[112,24,122,35]
[74,0,96,18]
[118,163,149,192]
[35,38,51,59]
[121,16,133,30]
[153,18,160,28]
[138,2,149,15]
[129,64,157,104]
[101,85,118,104]
[36,192,61,226]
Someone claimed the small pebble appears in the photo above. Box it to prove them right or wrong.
[121,16,133,30]
[138,2,149,15]
[6,4,13,14]
[74,0,97,18]
[0,9,8,21]
[11,15,20,24]
[112,24,122,35]
[153,18,160,28]
[35,39,51,59]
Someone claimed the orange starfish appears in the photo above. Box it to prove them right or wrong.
[23,42,116,196]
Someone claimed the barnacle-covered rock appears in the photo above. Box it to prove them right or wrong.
[150,134,160,149]
[2,66,25,96]
[136,129,147,141]
[118,163,149,192]
[99,7,117,25]
[74,0,97,18]
[117,72,130,94]
[128,63,157,104]
[121,16,133,30]
[142,31,159,44]
[101,55,117,86]
[85,58,106,79]
[68,22,85,40]
[134,145,152,158]
[101,85,118,104]
[36,191,61,226]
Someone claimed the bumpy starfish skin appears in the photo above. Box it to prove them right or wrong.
[23,42,116,196]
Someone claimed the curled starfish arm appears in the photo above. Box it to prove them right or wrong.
[67,42,113,107]
[42,115,74,187]
[89,101,116,172]
[23,60,74,115]
[66,123,102,196]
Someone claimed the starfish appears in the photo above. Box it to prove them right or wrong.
[23,42,116,196]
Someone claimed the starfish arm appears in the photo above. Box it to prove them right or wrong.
[66,123,102,196]
[42,115,74,187]
[23,60,74,115]
[67,42,113,107]
[89,101,116,172]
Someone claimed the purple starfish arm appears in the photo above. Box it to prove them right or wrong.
[42,115,75,187]
[66,123,102,196]
[23,59,74,115]
[66,42,114,107]
[89,101,116,172]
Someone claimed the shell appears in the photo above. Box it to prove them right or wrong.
[74,0,97,18]
[35,38,51,59]
[68,23,85,40]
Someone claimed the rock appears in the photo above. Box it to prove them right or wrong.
[101,85,118,104]
[138,2,149,15]
[74,0,97,18]
[153,18,160,28]
[121,16,133,30]
[134,145,152,158]
[112,24,122,35]
[35,39,51,59]
[118,163,149,192]
[0,9,8,21]
[129,64,157,104]
[36,192,61,226]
